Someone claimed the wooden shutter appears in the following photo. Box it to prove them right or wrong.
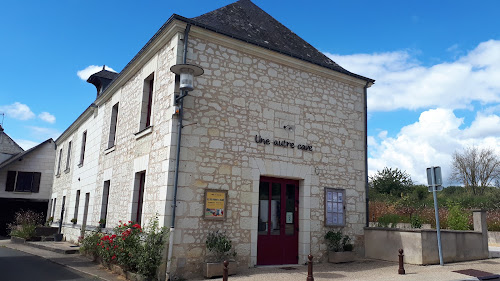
[5,171,16,191]
[31,172,41,193]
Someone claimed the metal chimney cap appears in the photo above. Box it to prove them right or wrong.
[170,64,204,76]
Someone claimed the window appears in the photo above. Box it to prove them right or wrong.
[132,172,146,224]
[56,148,62,175]
[139,73,154,131]
[108,103,119,148]
[79,131,87,166]
[74,190,80,222]
[5,171,41,193]
[325,188,345,226]
[101,181,110,228]
[52,198,57,218]
[65,141,72,172]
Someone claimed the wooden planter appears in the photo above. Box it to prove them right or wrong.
[328,251,356,263]
[203,261,237,278]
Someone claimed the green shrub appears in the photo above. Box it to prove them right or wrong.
[377,214,401,228]
[206,230,236,262]
[447,205,470,230]
[410,214,423,229]
[324,230,353,252]
[8,209,44,239]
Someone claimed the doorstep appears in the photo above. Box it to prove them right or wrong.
[26,241,80,254]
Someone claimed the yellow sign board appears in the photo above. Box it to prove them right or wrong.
[204,189,227,219]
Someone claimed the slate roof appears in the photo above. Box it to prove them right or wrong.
[88,69,119,81]
[188,0,374,83]
[0,139,54,169]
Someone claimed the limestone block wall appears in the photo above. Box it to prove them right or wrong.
[168,29,367,277]
[51,108,104,233]
[0,140,56,200]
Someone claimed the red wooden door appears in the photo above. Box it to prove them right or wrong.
[257,177,299,265]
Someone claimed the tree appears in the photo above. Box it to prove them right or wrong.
[449,146,500,195]
[370,167,413,196]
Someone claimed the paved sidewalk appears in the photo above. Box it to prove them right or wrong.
[0,239,123,281]
[1,238,499,281]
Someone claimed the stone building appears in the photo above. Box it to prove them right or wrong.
[51,0,373,278]
[0,125,55,235]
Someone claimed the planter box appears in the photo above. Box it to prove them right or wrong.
[328,251,356,263]
[11,236,26,244]
[35,226,58,237]
[203,261,237,278]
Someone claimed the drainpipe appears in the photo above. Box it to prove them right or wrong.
[364,81,370,227]
[166,23,191,281]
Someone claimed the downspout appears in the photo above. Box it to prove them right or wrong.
[166,23,191,281]
[364,81,370,227]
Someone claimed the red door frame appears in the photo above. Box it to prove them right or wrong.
[257,176,299,265]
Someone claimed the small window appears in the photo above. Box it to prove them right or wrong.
[74,190,80,222]
[139,73,154,131]
[325,188,345,227]
[108,103,119,148]
[101,181,110,228]
[65,141,72,172]
[56,148,62,175]
[52,198,57,218]
[132,172,146,225]
[79,131,87,166]
[5,171,41,193]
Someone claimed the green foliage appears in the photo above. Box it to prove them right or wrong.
[377,214,401,228]
[447,205,470,230]
[8,209,44,239]
[410,214,423,229]
[206,231,236,262]
[324,230,353,252]
[79,216,168,280]
[370,167,413,197]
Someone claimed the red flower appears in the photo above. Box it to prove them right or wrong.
[132,224,141,229]
[128,221,132,223]
[111,234,117,239]
[112,255,116,260]
[106,247,109,251]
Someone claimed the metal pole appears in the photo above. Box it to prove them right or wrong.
[431,167,444,265]
[166,23,191,280]
[306,255,314,281]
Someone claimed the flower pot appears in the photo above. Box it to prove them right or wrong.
[53,233,63,241]
[328,251,356,263]
[203,261,237,278]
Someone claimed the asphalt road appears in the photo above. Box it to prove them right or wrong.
[0,246,98,281]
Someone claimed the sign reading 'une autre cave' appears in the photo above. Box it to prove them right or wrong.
[254,135,313,151]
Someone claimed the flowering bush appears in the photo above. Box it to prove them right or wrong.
[8,209,44,239]
[79,217,168,280]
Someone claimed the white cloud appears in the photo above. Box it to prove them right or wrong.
[38,112,56,124]
[326,39,500,112]
[368,108,500,185]
[14,139,39,150]
[28,126,61,141]
[0,102,35,120]
[77,65,117,81]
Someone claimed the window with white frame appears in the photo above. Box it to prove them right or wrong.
[107,103,119,148]
[65,141,72,172]
[79,131,87,166]
[139,73,154,132]
[325,188,345,226]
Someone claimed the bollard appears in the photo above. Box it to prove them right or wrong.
[398,249,405,275]
[223,260,229,281]
[307,254,314,281]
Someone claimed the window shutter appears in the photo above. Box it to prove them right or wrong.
[32,172,41,193]
[5,171,16,191]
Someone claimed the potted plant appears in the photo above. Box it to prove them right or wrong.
[98,218,106,228]
[325,230,356,263]
[71,218,78,224]
[204,230,237,278]
[46,216,54,226]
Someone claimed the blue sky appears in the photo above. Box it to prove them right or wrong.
[1,0,499,185]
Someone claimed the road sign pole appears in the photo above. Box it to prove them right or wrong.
[431,167,444,266]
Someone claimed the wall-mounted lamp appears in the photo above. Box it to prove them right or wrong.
[170,64,204,92]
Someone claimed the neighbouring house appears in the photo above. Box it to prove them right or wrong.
[0,125,56,236]
[50,0,374,278]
